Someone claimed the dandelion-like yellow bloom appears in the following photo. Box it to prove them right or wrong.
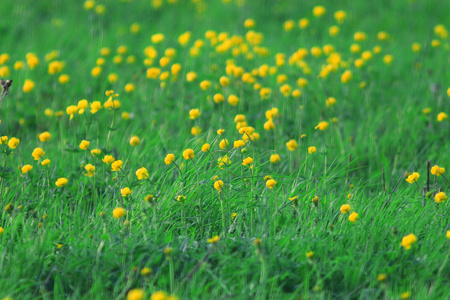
[41,159,50,166]
[79,140,90,150]
[340,204,351,214]
[326,97,336,107]
[23,79,35,93]
[405,172,419,184]
[377,274,387,282]
[102,155,115,164]
[401,292,411,299]
[189,108,201,119]
[22,164,33,174]
[207,235,220,244]
[313,5,326,17]
[435,192,447,203]
[308,146,317,154]
[55,178,68,187]
[84,164,95,177]
[214,180,224,191]
[334,10,347,24]
[130,136,140,146]
[113,207,126,219]
[213,93,224,103]
[164,154,175,165]
[437,112,447,122]
[306,251,314,258]
[136,167,149,180]
[298,18,309,29]
[183,149,195,160]
[121,187,132,197]
[111,160,123,172]
[201,143,210,152]
[177,195,186,203]
[348,212,358,223]
[186,71,197,82]
[266,179,277,189]
[401,233,417,250]
[8,137,20,149]
[315,121,329,131]
[341,70,352,83]
[227,95,239,106]
[431,165,445,176]
[270,154,281,164]
[32,148,45,160]
[286,140,298,151]
[242,157,253,166]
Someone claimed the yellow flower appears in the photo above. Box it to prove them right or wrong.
[22,164,33,174]
[270,154,281,164]
[199,80,211,90]
[121,187,132,197]
[91,149,101,156]
[0,227,4,235]
[231,212,237,220]
[48,60,65,74]
[401,233,417,250]
[401,292,411,299]
[218,155,231,169]
[130,136,140,146]
[207,235,220,244]
[141,267,152,276]
[55,178,68,187]
[334,10,347,24]
[306,251,314,259]
[354,31,367,42]
[312,196,319,204]
[233,140,245,148]
[111,160,123,172]
[186,71,197,82]
[315,121,329,131]
[341,70,352,83]
[79,140,90,150]
[124,83,135,93]
[377,274,387,282]
[348,212,358,223]
[431,165,445,176]
[201,143,210,152]
[0,136,8,144]
[41,159,51,166]
[227,95,239,106]
[151,33,165,44]
[244,18,255,28]
[38,131,51,142]
[383,54,393,65]
[102,155,115,164]
[308,146,317,154]
[8,137,20,149]
[406,172,419,184]
[340,204,351,214]
[58,74,70,84]
[286,139,298,151]
[266,179,277,189]
[326,97,336,107]
[183,149,195,160]
[219,139,229,149]
[23,79,35,93]
[437,112,447,122]
[164,154,175,165]
[329,25,339,37]
[113,207,126,219]
[217,129,225,135]
[283,20,295,31]
[84,164,95,177]
[435,192,447,203]
[446,230,450,239]
[32,148,45,160]
[313,5,326,17]
[214,180,224,191]
[242,157,253,166]
[213,93,224,103]
[189,108,201,119]
[136,167,149,180]
[177,195,186,203]
[298,18,309,29]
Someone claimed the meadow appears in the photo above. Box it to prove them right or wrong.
[0,0,449,299]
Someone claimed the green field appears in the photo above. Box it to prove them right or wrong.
[0,0,449,299]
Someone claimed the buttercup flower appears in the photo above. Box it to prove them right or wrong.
[8,137,20,149]
[22,164,33,174]
[340,204,351,214]
[183,149,195,160]
[431,165,445,176]
[242,157,253,166]
[165,154,175,164]
[315,121,329,131]
[435,191,447,203]
[39,132,51,142]
[136,167,149,180]
[349,212,358,223]
[286,139,298,151]
[113,207,126,219]
[111,160,123,172]
[32,147,45,160]
[401,233,417,250]
[406,172,419,184]
[79,140,90,150]
[214,180,224,191]
[130,136,140,146]
[270,154,281,164]
[308,146,317,154]
[102,155,115,164]
[55,178,68,187]
[121,187,132,197]
[266,179,277,189]
[201,143,210,152]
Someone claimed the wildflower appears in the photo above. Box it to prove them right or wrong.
[23,79,35,93]
[7,137,20,149]
[401,233,417,250]
[341,70,352,83]
[55,178,68,187]
[264,119,275,130]
[0,227,4,235]
[383,54,393,65]
[90,101,102,114]
[186,71,197,82]
[349,212,358,223]
[437,112,447,122]
[435,192,447,203]
[207,235,220,244]
[326,97,336,107]
[91,149,101,156]
[354,31,367,42]
[234,140,245,148]
[183,149,195,160]
[286,139,298,151]
[41,159,50,166]
[334,10,347,23]
[111,160,123,172]
[177,195,186,203]
[298,18,309,29]
[308,146,317,154]
[242,157,253,166]
[141,267,152,276]
[121,187,132,197]
[213,93,224,103]
[201,143,210,152]
[266,179,277,189]
[401,292,411,299]
[315,121,329,131]
[313,5,326,17]
[312,196,319,204]
[136,167,149,180]
[189,108,201,119]
[199,80,211,90]
[164,154,175,164]
[218,155,231,169]
[431,165,445,176]
[130,136,140,146]
[113,207,126,219]
[214,180,224,191]
[406,172,419,183]
[32,148,45,160]
[377,274,387,282]
[270,154,281,164]
[102,155,115,164]
[219,139,229,149]
[228,95,239,106]
[447,231,450,239]
[22,164,33,174]
[151,33,165,44]
[306,251,314,258]
[84,164,95,177]
[79,140,90,150]
[340,204,351,214]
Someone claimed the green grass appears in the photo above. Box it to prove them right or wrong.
[0,0,449,299]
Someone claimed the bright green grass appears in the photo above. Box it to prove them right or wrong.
[0,0,449,299]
